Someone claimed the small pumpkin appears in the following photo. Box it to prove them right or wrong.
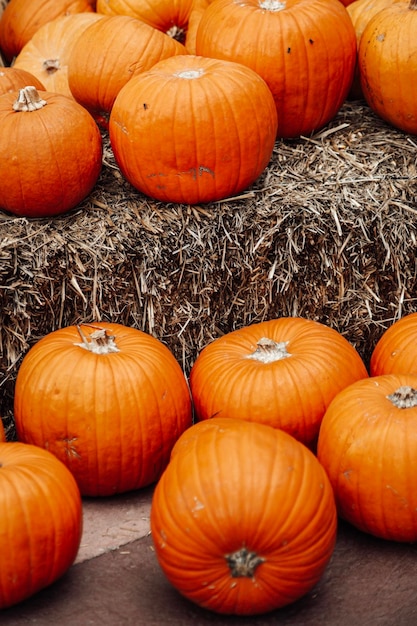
[151,417,337,615]
[0,442,82,609]
[189,317,368,448]
[370,312,417,377]
[14,322,193,496]
[195,0,357,138]
[109,54,278,204]
[13,12,104,98]
[317,374,417,542]
[67,15,187,117]
[358,0,417,134]
[0,0,95,64]
[0,85,102,217]
[0,66,45,95]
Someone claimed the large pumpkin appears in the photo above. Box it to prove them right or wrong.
[358,0,417,134]
[14,322,193,496]
[0,442,82,609]
[0,66,45,95]
[195,0,357,138]
[317,374,417,542]
[370,312,417,376]
[0,0,95,64]
[67,15,186,118]
[109,54,278,204]
[151,417,337,615]
[0,85,102,217]
[13,12,104,98]
[189,317,368,448]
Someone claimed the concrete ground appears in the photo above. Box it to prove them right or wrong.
[2,486,417,625]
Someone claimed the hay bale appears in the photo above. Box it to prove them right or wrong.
[1,101,417,436]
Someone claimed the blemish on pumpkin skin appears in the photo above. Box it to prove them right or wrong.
[376,33,385,42]
[60,437,81,459]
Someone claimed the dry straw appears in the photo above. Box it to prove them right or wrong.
[1,100,417,435]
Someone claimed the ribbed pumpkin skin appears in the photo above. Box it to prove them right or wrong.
[370,313,417,376]
[317,374,417,541]
[0,67,45,95]
[151,418,337,615]
[0,442,82,609]
[0,0,95,63]
[13,13,104,98]
[195,0,356,138]
[0,89,102,217]
[67,15,186,116]
[14,322,193,496]
[109,54,278,204]
[189,317,368,448]
[359,0,417,134]
[96,0,195,34]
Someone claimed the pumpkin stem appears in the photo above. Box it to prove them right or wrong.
[410,0,417,10]
[166,24,186,44]
[43,59,60,74]
[225,547,265,578]
[387,386,417,409]
[74,324,120,354]
[246,337,291,363]
[259,0,286,11]
[13,86,47,112]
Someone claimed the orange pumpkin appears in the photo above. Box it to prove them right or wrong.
[0,66,45,95]
[0,86,102,217]
[370,312,417,376]
[189,317,368,448]
[14,322,193,496]
[0,0,95,64]
[109,54,278,204]
[0,442,82,609]
[13,12,104,98]
[151,417,337,615]
[358,0,417,134]
[67,15,186,117]
[195,0,357,138]
[317,374,417,541]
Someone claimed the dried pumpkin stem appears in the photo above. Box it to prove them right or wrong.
[225,547,265,578]
[43,59,60,74]
[13,86,47,112]
[386,386,417,409]
[246,337,291,363]
[74,325,120,354]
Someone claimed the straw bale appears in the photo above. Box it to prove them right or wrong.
[1,100,417,437]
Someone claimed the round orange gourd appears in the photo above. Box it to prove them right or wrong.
[317,374,417,541]
[0,85,102,217]
[0,442,82,609]
[195,0,357,138]
[14,322,193,496]
[0,0,95,64]
[370,312,417,376]
[358,0,417,134]
[67,15,186,117]
[109,54,278,204]
[151,417,337,615]
[189,317,368,448]
[13,12,104,98]
[0,67,45,95]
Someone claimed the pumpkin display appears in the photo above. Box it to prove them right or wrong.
[96,0,195,42]
[0,0,95,64]
[13,12,104,98]
[195,0,357,138]
[189,317,368,448]
[67,15,187,118]
[0,442,82,609]
[14,322,193,496]
[0,66,45,95]
[358,0,417,134]
[370,312,417,376]
[317,373,417,542]
[0,86,102,217]
[151,417,337,615]
[109,54,278,204]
